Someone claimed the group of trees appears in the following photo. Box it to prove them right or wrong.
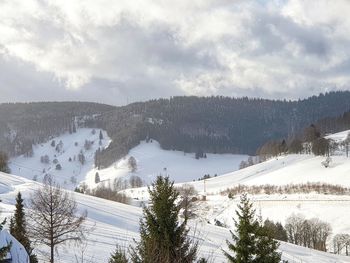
[225,183,350,196]
[256,123,333,159]
[333,234,350,255]
[285,214,332,252]
[0,152,10,173]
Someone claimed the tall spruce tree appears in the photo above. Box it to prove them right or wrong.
[130,176,197,263]
[10,192,38,263]
[224,193,281,263]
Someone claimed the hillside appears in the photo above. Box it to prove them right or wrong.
[83,140,247,189]
[9,129,247,191]
[96,92,350,168]
[0,101,114,157]
[9,128,110,190]
[3,92,350,171]
[122,129,350,256]
[1,172,350,262]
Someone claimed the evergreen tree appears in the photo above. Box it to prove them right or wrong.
[99,130,104,140]
[130,176,197,263]
[109,245,128,263]
[0,152,10,173]
[10,192,38,263]
[224,193,281,263]
[254,226,281,263]
[95,172,100,184]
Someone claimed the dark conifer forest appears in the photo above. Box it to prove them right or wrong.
[2,91,350,168]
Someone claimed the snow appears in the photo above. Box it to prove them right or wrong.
[9,128,111,190]
[326,129,350,142]
[4,128,350,262]
[0,171,350,262]
[0,229,29,262]
[124,153,350,199]
[10,130,247,191]
[83,140,248,188]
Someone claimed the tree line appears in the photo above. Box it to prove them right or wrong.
[95,91,350,168]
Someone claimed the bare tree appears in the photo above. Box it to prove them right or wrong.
[129,175,143,188]
[29,175,87,263]
[333,234,350,255]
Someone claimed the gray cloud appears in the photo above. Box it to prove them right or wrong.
[1,0,350,105]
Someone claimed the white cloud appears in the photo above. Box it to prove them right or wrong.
[1,0,350,104]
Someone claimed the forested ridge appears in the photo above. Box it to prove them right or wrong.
[0,102,114,156]
[96,91,350,168]
[2,91,350,169]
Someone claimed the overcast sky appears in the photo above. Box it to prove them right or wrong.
[1,0,350,105]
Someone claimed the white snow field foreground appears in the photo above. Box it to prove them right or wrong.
[1,172,350,263]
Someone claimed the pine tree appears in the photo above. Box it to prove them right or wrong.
[10,192,38,263]
[254,226,281,263]
[224,193,259,263]
[109,245,128,263]
[224,193,281,263]
[95,172,100,184]
[99,130,104,140]
[130,176,198,263]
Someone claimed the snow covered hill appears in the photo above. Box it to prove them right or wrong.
[5,128,350,262]
[1,172,350,263]
[83,140,248,189]
[10,129,248,191]
[9,128,111,190]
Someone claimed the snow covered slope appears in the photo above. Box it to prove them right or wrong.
[125,153,350,198]
[122,144,350,255]
[9,128,110,190]
[326,129,350,142]
[1,172,350,263]
[10,129,247,191]
[84,140,248,188]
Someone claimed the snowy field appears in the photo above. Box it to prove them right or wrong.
[10,129,248,190]
[83,140,248,188]
[1,172,350,262]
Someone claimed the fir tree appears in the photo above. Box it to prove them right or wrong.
[130,176,198,263]
[99,130,104,140]
[224,193,259,263]
[254,226,281,263]
[95,172,100,184]
[224,193,281,263]
[10,192,38,263]
[109,245,128,263]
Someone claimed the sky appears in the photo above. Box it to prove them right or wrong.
[1,0,350,105]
